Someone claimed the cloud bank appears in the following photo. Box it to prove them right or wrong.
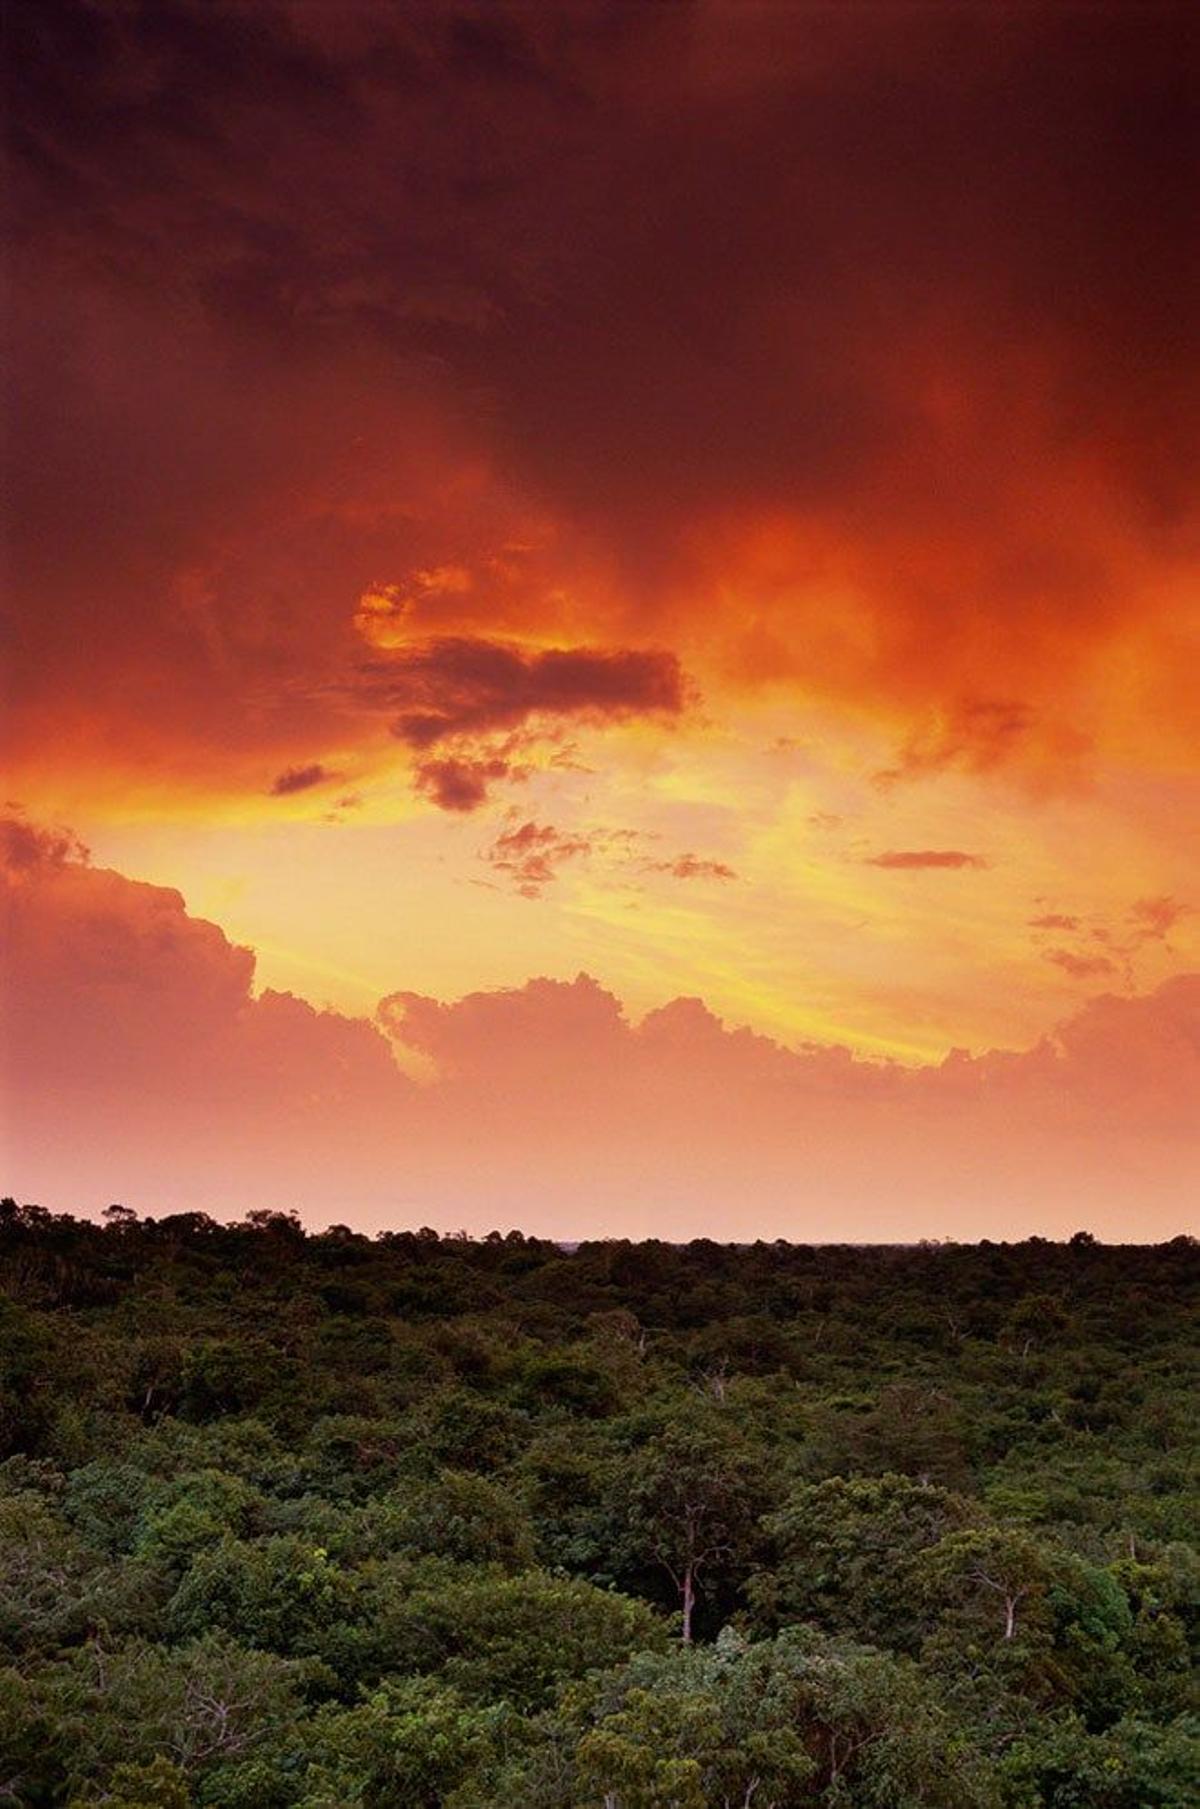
[3,822,1196,1241]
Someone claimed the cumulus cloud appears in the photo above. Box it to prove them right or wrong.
[0,817,407,1202]
[3,825,1196,1239]
[0,816,89,871]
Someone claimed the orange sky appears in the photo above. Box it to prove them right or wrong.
[3,1,1198,1235]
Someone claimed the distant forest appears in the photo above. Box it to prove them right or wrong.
[1,1202,1196,1807]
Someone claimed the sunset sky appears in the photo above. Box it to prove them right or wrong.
[4,0,1198,1238]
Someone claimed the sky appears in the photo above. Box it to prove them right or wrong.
[3,0,1198,1239]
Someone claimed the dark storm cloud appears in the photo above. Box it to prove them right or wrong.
[11,2,1197,502]
[358,637,685,748]
[5,0,1198,787]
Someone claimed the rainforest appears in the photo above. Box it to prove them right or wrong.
[0,1206,1195,1808]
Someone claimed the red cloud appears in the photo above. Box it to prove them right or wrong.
[269,763,334,796]
[878,700,1037,782]
[1129,896,1192,942]
[865,850,989,871]
[485,821,592,896]
[0,816,89,871]
[1030,895,1195,991]
[1045,948,1117,981]
[479,824,739,893]
[359,639,686,750]
[646,854,738,882]
[415,754,520,813]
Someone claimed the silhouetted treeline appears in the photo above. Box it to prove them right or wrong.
[1,1199,1196,1807]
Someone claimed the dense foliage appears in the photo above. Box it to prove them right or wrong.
[0,1201,1196,1807]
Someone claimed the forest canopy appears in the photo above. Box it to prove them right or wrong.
[0,1202,1196,1807]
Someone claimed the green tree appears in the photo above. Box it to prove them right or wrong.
[752,1473,976,1650]
[363,1565,666,1712]
[23,1632,307,1799]
[624,1413,770,1642]
[1001,1711,1200,1808]
[358,1471,537,1570]
[301,1677,513,1809]
[69,1755,193,1809]
[166,1535,357,1661]
[485,1629,999,1808]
